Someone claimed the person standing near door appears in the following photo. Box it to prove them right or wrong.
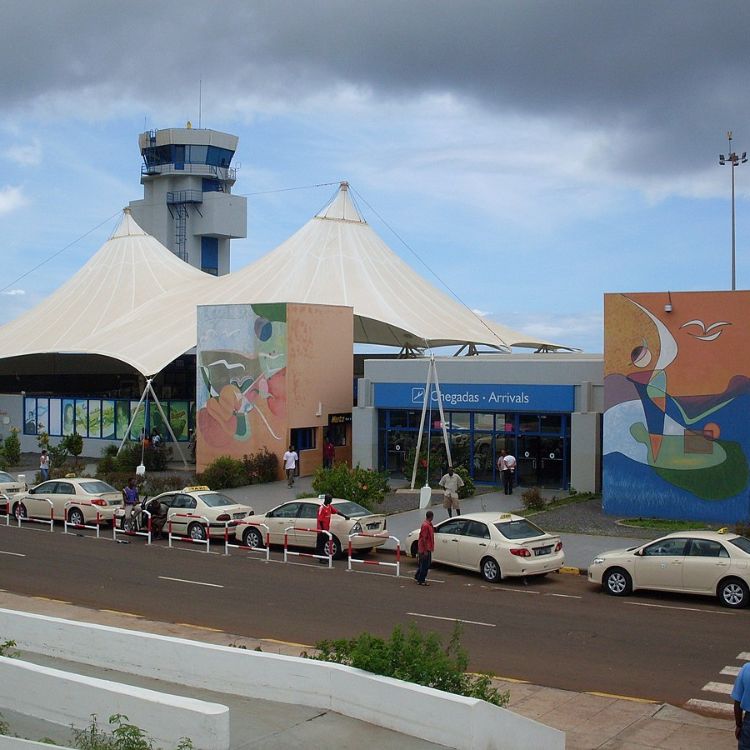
[498,449,517,495]
[283,444,298,487]
[415,510,435,586]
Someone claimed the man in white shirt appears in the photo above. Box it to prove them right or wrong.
[498,449,517,495]
[283,445,298,487]
[438,467,464,517]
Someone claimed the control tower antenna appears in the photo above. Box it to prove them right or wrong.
[199,78,202,130]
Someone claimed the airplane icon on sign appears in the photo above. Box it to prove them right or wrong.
[412,387,425,402]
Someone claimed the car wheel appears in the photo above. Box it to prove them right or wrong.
[188,522,207,541]
[326,536,343,559]
[244,527,264,549]
[13,502,27,520]
[410,541,418,558]
[481,556,501,583]
[68,508,85,526]
[603,567,632,596]
[718,578,749,609]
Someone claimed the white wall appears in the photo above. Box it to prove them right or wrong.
[0,608,563,750]
[0,656,229,750]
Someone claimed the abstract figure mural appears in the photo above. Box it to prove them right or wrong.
[604,291,750,523]
[196,303,287,467]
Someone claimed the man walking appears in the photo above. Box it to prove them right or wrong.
[438,466,464,517]
[39,449,50,482]
[733,661,750,749]
[415,510,435,586]
[315,494,348,563]
[283,444,298,487]
[498,449,517,495]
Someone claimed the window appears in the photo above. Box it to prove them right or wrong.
[298,503,319,519]
[56,482,74,494]
[730,536,750,554]
[687,539,728,558]
[201,237,219,276]
[291,427,316,451]
[268,502,301,519]
[465,520,491,539]
[327,422,347,447]
[495,519,545,540]
[642,538,688,556]
[436,519,467,535]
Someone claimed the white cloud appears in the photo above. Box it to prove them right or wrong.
[0,186,27,215]
[4,139,41,166]
[471,308,491,317]
[1,289,25,296]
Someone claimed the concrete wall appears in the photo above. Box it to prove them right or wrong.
[0,608,563,750]
[0,738,75,750]
[0,656,229,750]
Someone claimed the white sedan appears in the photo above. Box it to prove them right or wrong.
[588,530,750,608]
[406,512,564,583]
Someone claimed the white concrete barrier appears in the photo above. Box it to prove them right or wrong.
[0,608,564,750]
[0,656,229,750]
[0,737,76,750]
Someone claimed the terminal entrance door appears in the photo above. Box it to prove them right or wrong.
[517,435,566,489]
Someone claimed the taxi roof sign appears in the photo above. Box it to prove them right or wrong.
[183,485,210,492]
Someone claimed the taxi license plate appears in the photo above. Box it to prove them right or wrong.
[232,513,246,519]
[534,546,552,556]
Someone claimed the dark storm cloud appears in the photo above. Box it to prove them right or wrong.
[2,1,749,175]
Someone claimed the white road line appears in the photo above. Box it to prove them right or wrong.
[738,652,750,661]
[624,601,735,615]
[685,699,733,716]
[492,587,541,595]
[702,681,733,695]
[406,612,495,628]
[721,666,740,677]
[0,551,25,557]
[546,593,582,599]
[158,576,224,588]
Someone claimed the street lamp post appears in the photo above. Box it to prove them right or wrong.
[719,131,747,291]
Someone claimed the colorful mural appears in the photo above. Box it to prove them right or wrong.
[603,291,750,523]
[196,303,287,467]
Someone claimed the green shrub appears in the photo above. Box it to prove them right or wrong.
[71,713,193,750]
[64,433,84,467]
[308,622,508,707]
[521,486,546,512]
[311,463,390,510]
[0,639,17,658]
[242,448,279,484]
[111,442,170,472]
[453,465,475,499]
[403,443,446,486]
[197,455,247,489]
[142,474,191,496]
[3,429,21,466]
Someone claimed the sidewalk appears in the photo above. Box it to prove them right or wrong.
[0,592,736,750]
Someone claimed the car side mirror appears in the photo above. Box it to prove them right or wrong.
[28,487,36,495]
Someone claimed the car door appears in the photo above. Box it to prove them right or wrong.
[53,481,77,520]
[294,503,321,548]
[433,519,468,566]
[458,520,492,571]
[682,538,731,593]
[264,502,303,544]
[25,481,58,518]
[634,537,689,591]
[167,493,197,535]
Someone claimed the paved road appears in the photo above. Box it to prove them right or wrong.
[0,522,747,709]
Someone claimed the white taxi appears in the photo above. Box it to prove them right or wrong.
[588,529,750,608]
[0,471,27,514]
[116,486,254,540]
[233,497,387,558]
[406,512,564,582]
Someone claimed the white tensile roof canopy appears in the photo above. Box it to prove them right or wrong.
[0,184,573,376]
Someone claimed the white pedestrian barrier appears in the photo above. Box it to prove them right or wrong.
[12,497,54,532]
[0,493,9,525]
[63,501,103,538]
[347,533,401,577]
[283,525,332,567]
[168,513,211,552]
[224,520,270,561]
[113,508,152,544]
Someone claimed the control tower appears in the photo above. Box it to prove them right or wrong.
[128,126,247,276]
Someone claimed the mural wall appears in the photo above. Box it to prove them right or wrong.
[603,291,750,523]
[196,303,287,470]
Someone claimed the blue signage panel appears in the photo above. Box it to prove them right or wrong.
[373,382,575,412]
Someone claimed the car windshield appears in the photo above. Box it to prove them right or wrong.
[494,519,546,540]
[333,501,371,517]
[79,481,117,494]
[729,536,750,554]
[0,471,15,482]
[198,493,235,507]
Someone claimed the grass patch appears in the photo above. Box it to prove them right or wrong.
[522,491,600,516]
[619,517,717,532]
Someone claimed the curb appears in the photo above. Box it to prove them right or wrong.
[559,565,586,576]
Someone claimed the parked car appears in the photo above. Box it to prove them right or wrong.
[115,486,254,541]
[588,530,750,609]
[0,471,27,508]
[406,512,564,583]
[12,478,121,525]
[234,497,388,558]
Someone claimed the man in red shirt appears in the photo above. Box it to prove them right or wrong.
[415,510,435,585]
[316,494,348,563]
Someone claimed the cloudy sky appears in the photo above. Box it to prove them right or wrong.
[1,0,749,352]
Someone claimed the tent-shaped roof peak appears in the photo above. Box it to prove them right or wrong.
[111,207,149,239]
[315,181,366,224]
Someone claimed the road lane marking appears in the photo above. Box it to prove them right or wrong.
[702,681,733,695]
[100,609,143,618]
[158,576,224,588]
[738,652,750,661]
[0,551,25,557]
[685,698,733,716]
[263,638,313,649]
[721,666,740,677]
[176,623,224,632]
[32,596,71,604]
[406,612,495,628]
[624,601,735,615]
[586,691,658,703]
[547,593,582,599]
